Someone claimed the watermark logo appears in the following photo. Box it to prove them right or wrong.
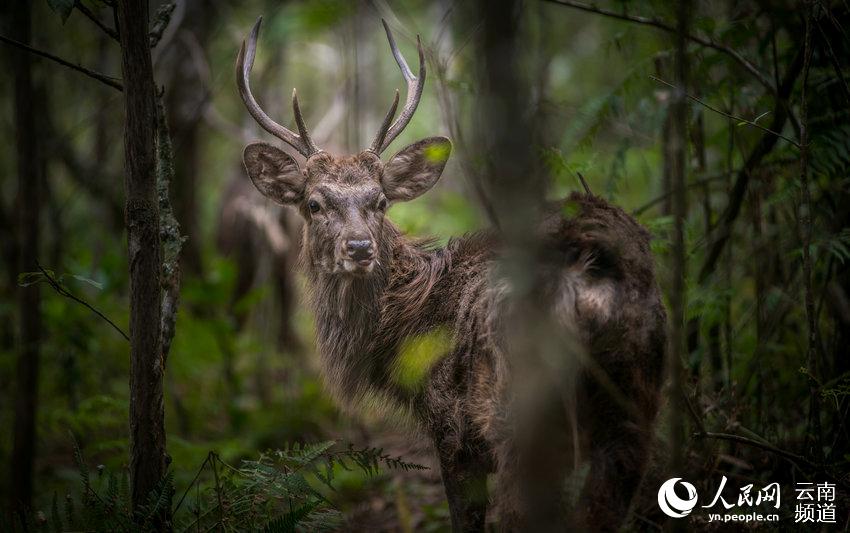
[657,477,837,524]
[657,478,699,518]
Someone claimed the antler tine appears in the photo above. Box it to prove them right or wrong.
[236,17,317,157]
[374,20,426,154]
[369,89,399,153]
[292,89,320,155]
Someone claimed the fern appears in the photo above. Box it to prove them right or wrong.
[137,470,175,529]
[823,228,850,264]
[29,439,422,532]
[262,501,320,533]
[175,442,424,532]
[70,433,91,505]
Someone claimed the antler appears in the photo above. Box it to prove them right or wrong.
[236,17,320,157]
[368,20,426,154]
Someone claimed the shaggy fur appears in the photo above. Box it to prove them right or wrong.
[243,141,666,532]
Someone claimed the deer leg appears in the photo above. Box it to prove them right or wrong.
[437,445,489,532]
[576,400,651,531]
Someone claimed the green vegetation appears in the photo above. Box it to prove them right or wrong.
[1,0,848,530]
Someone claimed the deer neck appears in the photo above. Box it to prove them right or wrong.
[307,222,447,406]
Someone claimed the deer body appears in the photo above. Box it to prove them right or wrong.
[308,196,665,531]
[236,17,665,531]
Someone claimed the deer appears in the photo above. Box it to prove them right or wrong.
[236,17,667,532]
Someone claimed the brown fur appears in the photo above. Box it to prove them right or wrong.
[242,141,666,531]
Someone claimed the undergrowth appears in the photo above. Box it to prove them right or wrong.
[13,437,424,532]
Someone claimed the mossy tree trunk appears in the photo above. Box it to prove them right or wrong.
[116,0,168,519]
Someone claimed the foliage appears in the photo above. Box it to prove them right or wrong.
[3,0,850,530]
[22,438,422,532]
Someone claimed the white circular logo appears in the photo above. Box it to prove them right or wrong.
[658,478,698,518]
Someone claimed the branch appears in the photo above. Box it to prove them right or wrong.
[35,261,129,341]
[816,20,850,106]
[694,432,815,468]
[543,0,776,95]
[632,159,796,216]
[694,431,850,491]
[45,119,124,225]
[650,75,800,148]
[74,0,119,42]
[698,47,804,284]
[0,34,122,91]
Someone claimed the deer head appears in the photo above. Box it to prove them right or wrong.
[237,18,451,276]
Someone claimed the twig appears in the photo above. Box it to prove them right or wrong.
[650,76,800,148]
[212,452,225,530]
[695,432,814,468]
[634,173,726,216]
[816,19,850,106]
[696,431,850,491]
[0,34,122,91]
[542,0,776,95]
[697,47,804,284]
[35,261,129,341]
[172,452,212,515]
[74,0,119,41]
[632,158,796,216]
[576,172,592,195]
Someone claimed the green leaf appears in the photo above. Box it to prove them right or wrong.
[752,110,771,123]
[69,274,104,290]
[47,0,76,23]
[262,501,318,533]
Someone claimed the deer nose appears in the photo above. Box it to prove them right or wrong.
[345,239,374,261]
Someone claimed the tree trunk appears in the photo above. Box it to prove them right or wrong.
[473,1,567,529]
[116,0,168,516]
[667,0,691,479]
[9,0,41,513]
[798,1,822,460]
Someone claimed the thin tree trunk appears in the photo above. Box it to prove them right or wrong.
[9,0,41,513]
[668,0,691,480]
[750,180,767,428]
[798,1,822,460]
[693,99,709,386]
[723,88,735,390]
[116,0,168,516]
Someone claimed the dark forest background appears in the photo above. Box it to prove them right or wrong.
[1,0,849,530]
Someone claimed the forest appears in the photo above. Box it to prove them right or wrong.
[1,0,849,531]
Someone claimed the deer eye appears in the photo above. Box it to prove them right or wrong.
[308,200,321,214]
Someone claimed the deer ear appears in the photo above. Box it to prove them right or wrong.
[383,137,451,202]
[243,142,305,205]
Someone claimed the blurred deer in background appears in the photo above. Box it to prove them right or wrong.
[215,71,347,355]
[216,175,303,352]
[236,17,666,532]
